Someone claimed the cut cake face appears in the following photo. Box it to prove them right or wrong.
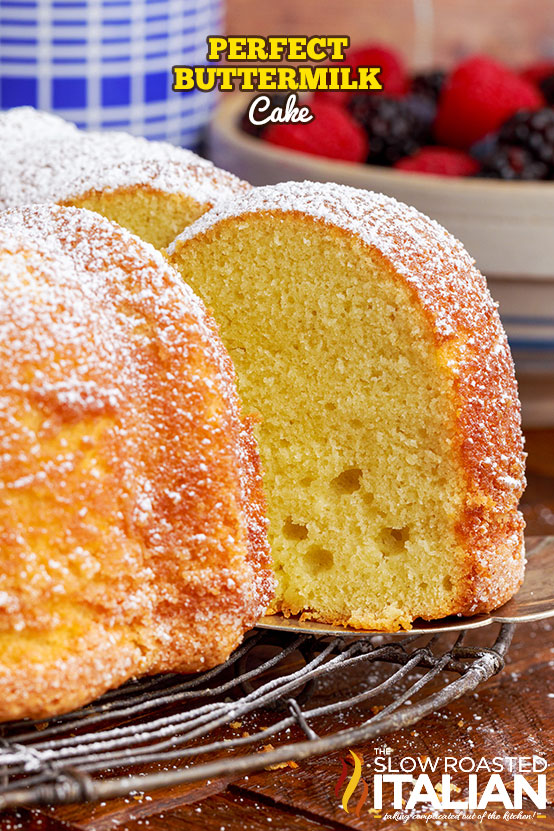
[0,107,250,250]
[167,181,526,631]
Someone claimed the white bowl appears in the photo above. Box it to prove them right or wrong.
[209,96,554,427]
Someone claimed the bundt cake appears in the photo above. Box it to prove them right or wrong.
[0,107,250,250]
[167,181,526,631]
[0,204,273,721]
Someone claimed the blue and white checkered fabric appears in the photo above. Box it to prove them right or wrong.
[0,0,221,147]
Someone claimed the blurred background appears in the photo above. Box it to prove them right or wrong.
[227,0,554,67]
[0,0,223,144]
[2,0,554,140]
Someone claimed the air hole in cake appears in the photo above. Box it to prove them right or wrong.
[300,476,313,487]
[331,468,363,494]
[443,575,453,592]
[351,418,362,430]
[304,545,334,574]
[379,526,410,556]
[325,402,336,412]
[283,517,309,541]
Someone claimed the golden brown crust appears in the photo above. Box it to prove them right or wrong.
[355,240,526,619]
[0,626,148,722]
[0,205,273,721]
[269,600,414,632]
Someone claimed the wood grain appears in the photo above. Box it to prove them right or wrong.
[0,613,550,830]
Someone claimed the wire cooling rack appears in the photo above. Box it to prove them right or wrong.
[0,622,514,810]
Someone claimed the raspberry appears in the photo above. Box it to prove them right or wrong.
[264,100,368,163]
[394,146,480,176]
[435,56,544,150]
[348,95,430,165]
[314,43,407,106]
[346,44,408,96]
[520,60,554,87]
[311,88,353,107]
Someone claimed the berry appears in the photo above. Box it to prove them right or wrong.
[314,43,408,106]
[240,94,289,137]
[348,95,430,165]
[539,72,554,105]
[470,132,501,162]
[520,60,554,87]
[411,70,446,101]
[435,56,544,150]
[479,145,549,179]
[395,146,480,176]
[474,109,554,179]
[311,87,353,107]
[264,100,368,163]
[498,108,554,169]
[346,44,408,96]
[404,94,438,138]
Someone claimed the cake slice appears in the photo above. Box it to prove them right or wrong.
[167,181,526,631]
[0,107,250,250]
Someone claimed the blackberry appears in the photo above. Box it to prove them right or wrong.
[411,69,446,102]
[539,71,554,105]
[404,94,437,138]
[497,108,554,171]
[347,95,430,165]
[240,93,289,138]
[478,145,549,180]
[470,132,500,163]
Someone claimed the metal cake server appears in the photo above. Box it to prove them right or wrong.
[257,536,554,637]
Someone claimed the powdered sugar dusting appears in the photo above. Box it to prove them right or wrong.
[0,204,272,718]
[169,180,488,339]
[0,107,249,208]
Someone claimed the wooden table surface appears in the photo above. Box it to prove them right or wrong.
[1,428,553,831]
